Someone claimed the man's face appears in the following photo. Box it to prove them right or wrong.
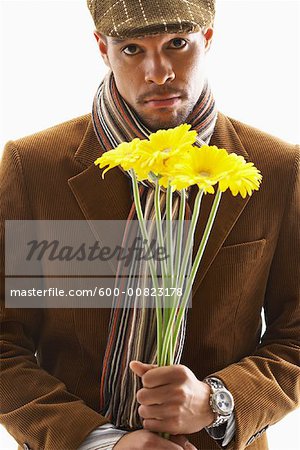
[95,29,213,131]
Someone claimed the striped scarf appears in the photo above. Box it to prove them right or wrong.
[92,70,217,430]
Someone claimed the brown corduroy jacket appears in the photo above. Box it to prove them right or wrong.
[0,112,299,450]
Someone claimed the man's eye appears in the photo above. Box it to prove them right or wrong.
[169,38,187,49]
[123,45,140,55]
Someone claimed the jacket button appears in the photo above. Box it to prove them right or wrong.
[23,444,31,450]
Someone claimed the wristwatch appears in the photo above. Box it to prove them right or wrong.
[204,377,234,428]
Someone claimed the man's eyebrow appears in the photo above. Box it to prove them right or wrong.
[111,38,127,45]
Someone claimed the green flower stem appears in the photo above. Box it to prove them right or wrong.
[154,180,167,366]
[166,184,174,286]
[161,432,170,440]
[177,188,204,292]
[174,190,186,287]
[172,189,222,347]
[154,181,168,279]
[172,304,184,351]
[160,188,204,366]
[167,189,186,365]
[166,184,174,365]
[131,170,163,362]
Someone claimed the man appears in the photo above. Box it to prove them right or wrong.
[0,1,299,450]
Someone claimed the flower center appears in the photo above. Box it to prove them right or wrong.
[199,171,211,177]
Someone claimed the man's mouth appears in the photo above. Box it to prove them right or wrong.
[144,95,181,108]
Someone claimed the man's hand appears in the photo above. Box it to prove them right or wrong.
[130,361,215,435]
[113,429,197,449]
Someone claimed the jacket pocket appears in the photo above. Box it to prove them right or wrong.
[212,238,266,269]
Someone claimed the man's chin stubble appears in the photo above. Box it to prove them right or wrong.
[140,108,193,131]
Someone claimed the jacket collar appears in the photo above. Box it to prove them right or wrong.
[68,112,251,291]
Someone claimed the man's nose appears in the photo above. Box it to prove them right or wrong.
[144,55,175,85]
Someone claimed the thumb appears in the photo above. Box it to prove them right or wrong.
[170,434,189,448]
[129,360,157,377]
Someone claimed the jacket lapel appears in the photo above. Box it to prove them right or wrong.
[68,119,133,223]
[68,113,252,292]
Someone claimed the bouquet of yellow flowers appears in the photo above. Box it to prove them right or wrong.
[94,124,262,371]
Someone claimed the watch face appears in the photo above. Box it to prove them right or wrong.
[213,390,233,414]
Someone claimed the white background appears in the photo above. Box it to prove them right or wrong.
[0,0,299,449]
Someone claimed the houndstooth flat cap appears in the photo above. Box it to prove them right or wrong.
[86,0,215,38]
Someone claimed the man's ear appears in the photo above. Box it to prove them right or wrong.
[203,27,214,52]
[94,31,111,68]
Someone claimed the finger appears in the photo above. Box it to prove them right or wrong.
[169,434,189,447]
[152,434,184,450]
[129,360,157,378]
[170,435,198,450]
[185,443,197,450]
[141,364,190,388]
[138,403,174,420]
[143,418,177,434]
[136,384,171,405]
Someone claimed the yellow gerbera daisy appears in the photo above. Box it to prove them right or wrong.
[219,153,262,198]
[132,124,197,177]
[159,145,235,193]
[94,138,141,178]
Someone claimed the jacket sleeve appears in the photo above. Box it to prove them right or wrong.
[0,142,109,450]
[211,146,300,449]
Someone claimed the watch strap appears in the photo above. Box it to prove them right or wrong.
[204,377,234,429]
